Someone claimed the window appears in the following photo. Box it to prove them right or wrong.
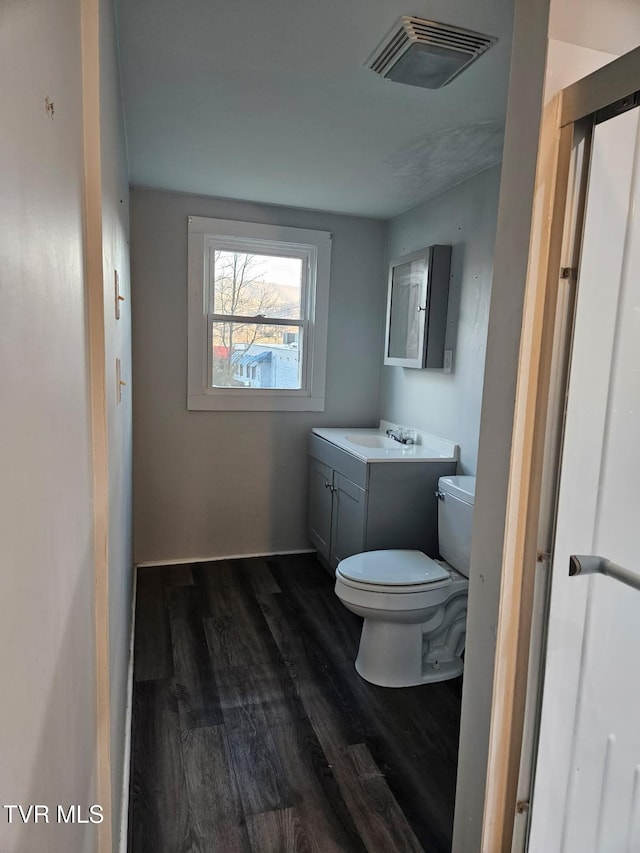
[188,216,331,411]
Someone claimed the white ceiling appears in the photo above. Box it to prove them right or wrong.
[116,0,514,219]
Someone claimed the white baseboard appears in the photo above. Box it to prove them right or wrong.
[135,549,315,568]
[118,567,137,853]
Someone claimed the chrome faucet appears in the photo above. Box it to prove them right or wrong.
[386,427,416,445]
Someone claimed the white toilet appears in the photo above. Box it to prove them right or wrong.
[334,475,475,687]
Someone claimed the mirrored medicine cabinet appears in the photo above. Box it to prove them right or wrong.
[384,244,451,369]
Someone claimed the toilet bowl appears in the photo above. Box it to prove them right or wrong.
[334,475,475,687]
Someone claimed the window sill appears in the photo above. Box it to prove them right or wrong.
[187,393,326,412]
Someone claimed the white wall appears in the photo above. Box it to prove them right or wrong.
[380,167,501,475]
[100,0,134,844]
[549,0,640,55]
[0,1,132,850]
[131,189,386,564]
[0,1,98,850]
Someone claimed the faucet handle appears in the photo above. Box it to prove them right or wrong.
[400,428,417,445]
[386,426,417,445]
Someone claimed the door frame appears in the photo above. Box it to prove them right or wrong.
[481,45,640,852]
[81,0,113,849]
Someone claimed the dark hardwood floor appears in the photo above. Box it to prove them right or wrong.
[128,554,462,852]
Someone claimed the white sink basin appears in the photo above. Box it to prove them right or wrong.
[312,425,458,463]
[344,433,404,450]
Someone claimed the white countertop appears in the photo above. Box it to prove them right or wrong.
[312,423,458,463]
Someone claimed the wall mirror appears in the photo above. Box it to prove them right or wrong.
[384,245,451,369]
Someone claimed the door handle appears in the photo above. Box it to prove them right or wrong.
[569,554,640,592]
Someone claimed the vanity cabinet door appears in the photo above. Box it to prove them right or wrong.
[330,472,367,570]
[308,458,333,563]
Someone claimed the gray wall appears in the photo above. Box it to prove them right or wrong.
[381,167,501,475]
[452,0,551,848]
[131,189,386,564]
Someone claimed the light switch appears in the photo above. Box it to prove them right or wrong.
[116,358,126,404]
[114,270,125,319]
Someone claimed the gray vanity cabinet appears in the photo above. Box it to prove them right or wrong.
[308,457,367,569]
[308,433,456,572]
[331,472,367,564]
[308,458,334,560]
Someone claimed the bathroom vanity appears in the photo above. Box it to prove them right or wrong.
[308,424,458,572]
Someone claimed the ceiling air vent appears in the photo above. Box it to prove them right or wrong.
[366,17,497,89]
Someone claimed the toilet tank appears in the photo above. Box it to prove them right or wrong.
[437,475,476,577]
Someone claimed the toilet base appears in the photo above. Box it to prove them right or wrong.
[354,617,464,688]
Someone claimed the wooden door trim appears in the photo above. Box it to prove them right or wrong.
[80,0,112,849]
[481,93,573,852]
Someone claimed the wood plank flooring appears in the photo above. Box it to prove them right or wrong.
[128,554,462,852]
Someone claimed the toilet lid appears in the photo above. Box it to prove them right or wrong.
[337,550,449,586]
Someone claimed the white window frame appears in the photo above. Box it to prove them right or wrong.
[187,216,331,412]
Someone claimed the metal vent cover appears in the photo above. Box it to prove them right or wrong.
[366,17,497,89]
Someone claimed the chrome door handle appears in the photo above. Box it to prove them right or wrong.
[569,554,640,592]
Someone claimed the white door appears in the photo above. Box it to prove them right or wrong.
[528,105,640,851]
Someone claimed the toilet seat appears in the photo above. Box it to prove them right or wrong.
[336,549,452,594]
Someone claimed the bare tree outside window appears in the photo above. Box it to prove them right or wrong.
[210,250,303,387]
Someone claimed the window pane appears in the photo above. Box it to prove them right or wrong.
[211,250,303,319]
[211,321,303,389]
